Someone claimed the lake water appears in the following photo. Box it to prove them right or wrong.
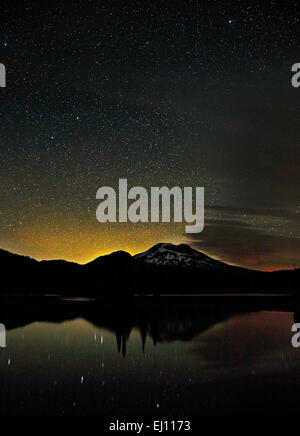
[0,300,300,416]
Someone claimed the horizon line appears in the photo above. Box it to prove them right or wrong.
[0,243,296,273]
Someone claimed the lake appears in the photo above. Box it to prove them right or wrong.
[0,298,300,416]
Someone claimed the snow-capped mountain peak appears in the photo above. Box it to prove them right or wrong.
[134,243,226,270]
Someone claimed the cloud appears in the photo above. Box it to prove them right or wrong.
[186,206,300,270]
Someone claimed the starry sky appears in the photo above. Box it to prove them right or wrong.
[0,0,299,270]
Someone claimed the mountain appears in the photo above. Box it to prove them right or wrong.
[134,243,233,270]
[0,248,37,267]
[0,243,298,296]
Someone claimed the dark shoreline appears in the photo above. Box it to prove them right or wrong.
[0,293,297,309]
[0,294,299,335]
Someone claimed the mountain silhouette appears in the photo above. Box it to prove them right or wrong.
[0,243,298,296]
[135,242,247,270]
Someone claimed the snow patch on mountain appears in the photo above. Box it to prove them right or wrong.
[134,243,226,270]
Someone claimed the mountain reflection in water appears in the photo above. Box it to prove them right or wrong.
[1,297,300,416]
[0,298,234,357]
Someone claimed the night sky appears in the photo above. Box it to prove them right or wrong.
[0,0,299,270]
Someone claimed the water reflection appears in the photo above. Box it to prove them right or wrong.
[0,298,300,416]
[0,298,234,356]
